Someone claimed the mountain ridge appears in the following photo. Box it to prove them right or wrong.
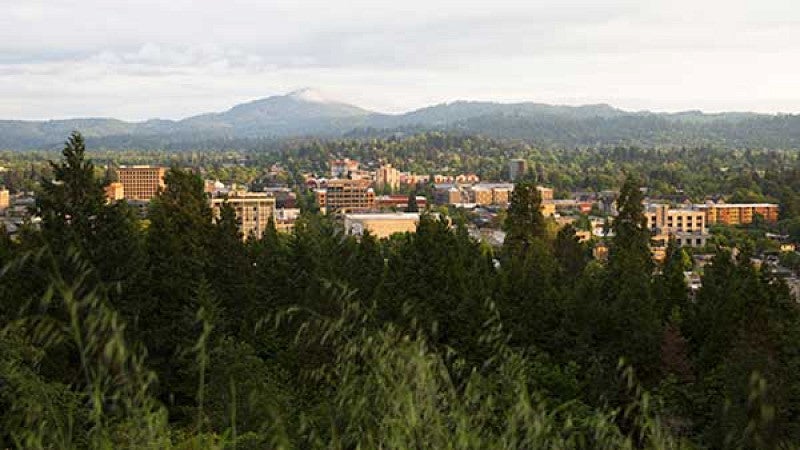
[1,90,798,149]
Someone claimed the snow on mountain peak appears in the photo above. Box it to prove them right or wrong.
[287,88,335,104]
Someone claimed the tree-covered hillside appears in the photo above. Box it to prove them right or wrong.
[2,92,800,150]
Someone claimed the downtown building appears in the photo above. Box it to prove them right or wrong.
[210,190,276,240]
[116,166,167,201]
[314,178,375,213]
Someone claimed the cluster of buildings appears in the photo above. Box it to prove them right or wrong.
[432,183,556,214]
[104,166,301,240]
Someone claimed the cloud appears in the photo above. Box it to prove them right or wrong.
[0,0,798,119]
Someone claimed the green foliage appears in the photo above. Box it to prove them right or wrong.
[503,180,545,253]
[3,133,800,448]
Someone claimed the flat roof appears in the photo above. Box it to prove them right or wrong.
[694,203,778,208]
[345,213,422,220]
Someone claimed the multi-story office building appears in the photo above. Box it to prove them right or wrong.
[508,159,527,181]
[315,179,375,213]
[116,166,166,201]
[695,202,779,225]
[210,191,276,240]
[375,164,400,191]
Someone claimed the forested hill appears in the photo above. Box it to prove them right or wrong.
[2,89,799,149]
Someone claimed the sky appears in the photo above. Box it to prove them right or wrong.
[1,0,799,120]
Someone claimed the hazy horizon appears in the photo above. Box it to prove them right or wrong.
[4,0,799,121]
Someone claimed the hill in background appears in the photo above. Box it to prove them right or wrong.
[2,88,799,149]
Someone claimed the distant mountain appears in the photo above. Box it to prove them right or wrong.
[1,89,799,149]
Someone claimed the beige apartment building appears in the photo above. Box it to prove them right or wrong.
[210,191,276,240]
[116,166,166,201]
[646,204,706,233]
[646,204,711,254]
[376,164,400,191]
[315,178,375,213]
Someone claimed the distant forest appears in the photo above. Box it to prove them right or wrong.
[2,95,800,150]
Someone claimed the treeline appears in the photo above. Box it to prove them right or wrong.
[7,132,800,203]
[2,133,800,448]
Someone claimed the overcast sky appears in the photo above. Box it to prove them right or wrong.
[2,0,798,120]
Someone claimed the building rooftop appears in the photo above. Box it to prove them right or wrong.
[344,212,421,221]
[695,202,778,208]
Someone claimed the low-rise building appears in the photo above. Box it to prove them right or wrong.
[695,202,779,225]
[375,195,427,210]
[343,212,423,239]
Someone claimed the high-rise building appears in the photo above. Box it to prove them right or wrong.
[315,179,375,213]
[210,191,276,240]
[376,164,400,191]
[508,159,527,181]
[117,166,166,201]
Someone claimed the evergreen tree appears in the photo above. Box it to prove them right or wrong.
[503,180,545,253]
[655,239,689,320]
[36,131,105,257]
[143,167,214,414]
[207,202,254,335]
[406,190,419,213]
[553,224,588,283]
[603,175,661,381]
